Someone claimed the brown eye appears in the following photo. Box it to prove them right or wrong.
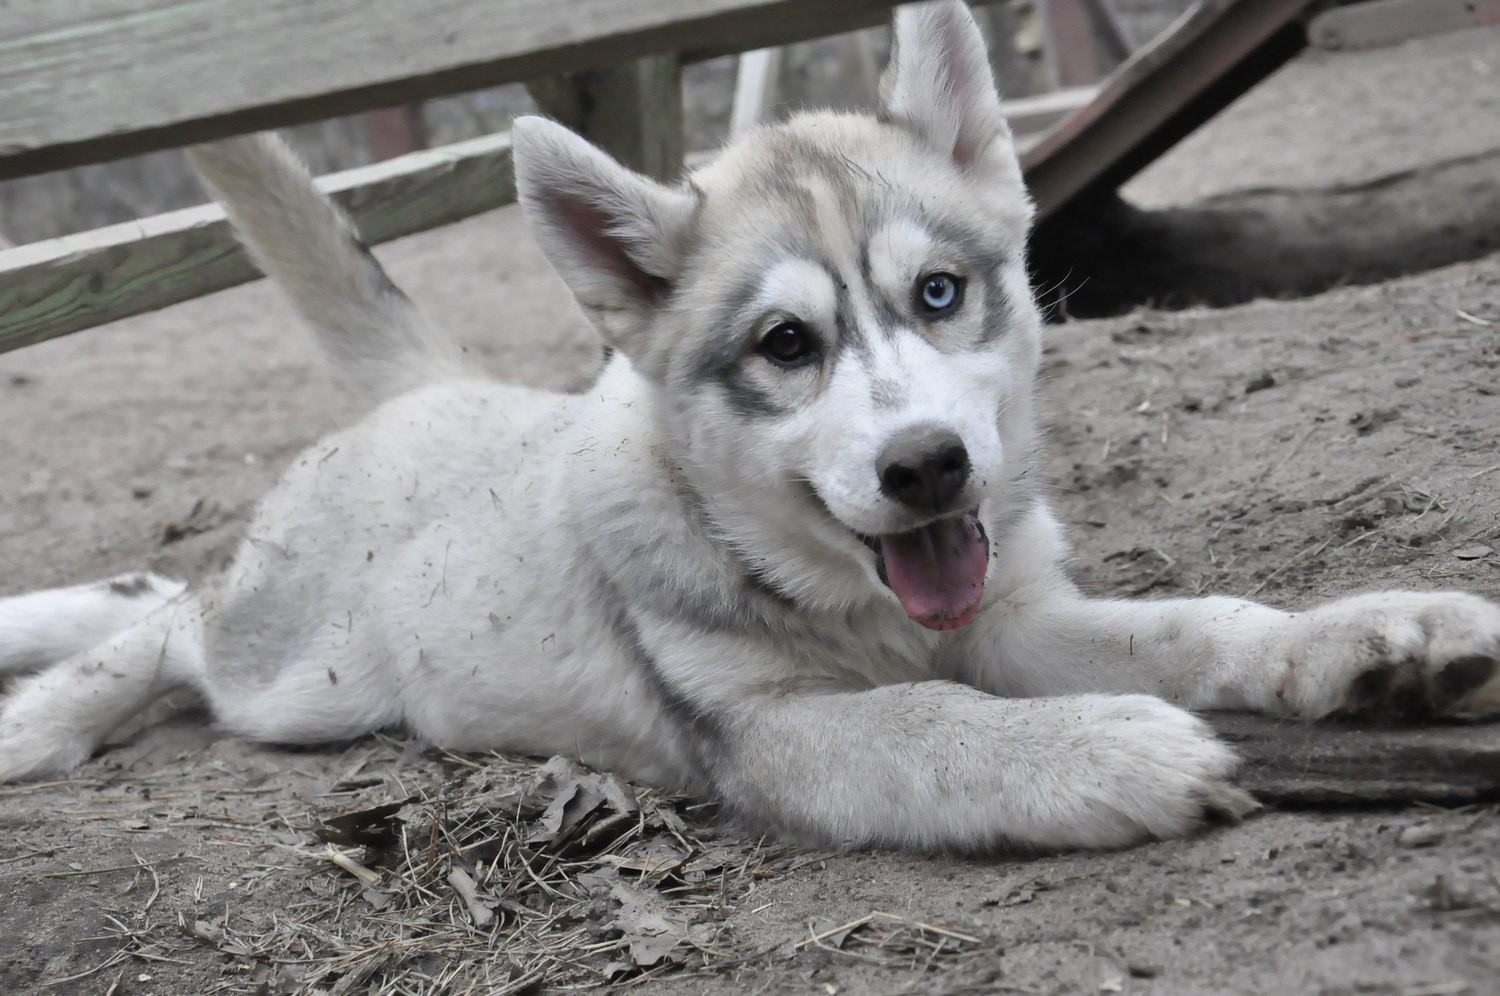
[759,321,818,368]
[916,272,964,317]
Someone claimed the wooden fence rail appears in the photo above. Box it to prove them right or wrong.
[0,0,935,180]
[8,0,1408,357]
[0,134,514,355]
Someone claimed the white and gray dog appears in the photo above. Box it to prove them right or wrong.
[2,1,1497,852]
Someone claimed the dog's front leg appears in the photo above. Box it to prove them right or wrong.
[948,580,1500,721]
[707,682,1249,852]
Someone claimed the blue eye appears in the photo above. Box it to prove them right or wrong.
[917,273,964,316]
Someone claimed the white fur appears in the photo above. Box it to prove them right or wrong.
[0,573,184,675]
[2,2,1497,854]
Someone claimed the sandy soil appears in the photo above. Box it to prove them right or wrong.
[3,24,1500,996]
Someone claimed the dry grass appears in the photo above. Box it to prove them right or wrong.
[175,752,766,993]
[98,746,989,995]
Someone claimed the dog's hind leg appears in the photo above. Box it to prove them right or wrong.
[0,592,203,781]
[0,572,186,676]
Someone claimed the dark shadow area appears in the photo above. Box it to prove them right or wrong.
[1031,148,1500,319]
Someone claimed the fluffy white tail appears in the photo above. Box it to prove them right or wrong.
[0,573,185,676]
[187,134,471,402]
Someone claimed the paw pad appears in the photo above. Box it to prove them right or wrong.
[1434,655,1497,699]
[1340,652,1499,722]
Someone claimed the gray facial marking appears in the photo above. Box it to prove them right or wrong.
[752,133,866,200]
[918,217,1012,345]
[831,279,870,359]
[685,274,760,384]
[719,369,790,418]
[869,374,904,410]
[856,241,906,335]
[743,140,939,359]
[677,273,793,419]
[926,217,994,263]
[978,270,1015,345]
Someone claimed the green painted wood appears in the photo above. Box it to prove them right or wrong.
[0,132,514,355]
[0,0,929,179]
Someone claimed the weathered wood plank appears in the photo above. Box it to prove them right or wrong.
[1023,0,1318,221]
[0,133,514,355]
[1211,713,1500,805]
[527,55,684,183]
[1004,86,1098,136]
[0,0,961,179]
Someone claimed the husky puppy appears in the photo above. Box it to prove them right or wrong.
[1,1,1497,852]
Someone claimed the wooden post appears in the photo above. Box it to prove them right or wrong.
[366,104,430,159]
[978,0,1050,99]
[729,48,783,137]
[1038,0,1132,87]
[527,55,684,183]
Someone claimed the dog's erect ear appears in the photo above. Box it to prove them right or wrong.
[512,116,698,361]
[880,1,1025,191]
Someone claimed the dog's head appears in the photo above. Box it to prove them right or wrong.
[513,0,1044,630]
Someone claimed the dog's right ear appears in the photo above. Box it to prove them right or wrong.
[512,116,698,362]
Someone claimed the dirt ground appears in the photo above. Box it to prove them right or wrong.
[3,24,1500,996]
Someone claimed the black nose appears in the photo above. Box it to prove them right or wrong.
[877,427,970,513]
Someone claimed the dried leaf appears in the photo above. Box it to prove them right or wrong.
[806,916,858,950]
[598,839,690,878]
[313,800,407,849]
[360,886,391,910]
[610,881,692,967]
[530,758,608,843]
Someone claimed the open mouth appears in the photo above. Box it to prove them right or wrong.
[860,511,990,632]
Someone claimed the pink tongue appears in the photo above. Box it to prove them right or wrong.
[880,517,989,631]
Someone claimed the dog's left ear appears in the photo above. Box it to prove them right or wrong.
[880,1,1026,194]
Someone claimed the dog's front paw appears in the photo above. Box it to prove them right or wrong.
[1051,695,1254,850]
[1272,591,1500,721]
